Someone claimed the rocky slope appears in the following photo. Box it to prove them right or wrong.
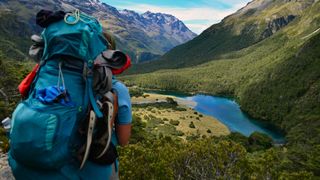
[0,0,196,63]
[0,153,14,180]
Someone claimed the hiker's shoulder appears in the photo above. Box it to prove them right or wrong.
[112,78,129,94]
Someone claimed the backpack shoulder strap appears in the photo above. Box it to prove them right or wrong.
[84,62,104,118]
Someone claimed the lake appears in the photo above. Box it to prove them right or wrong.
[149,91,286,143]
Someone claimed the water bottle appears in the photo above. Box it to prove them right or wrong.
[1,117,11,137]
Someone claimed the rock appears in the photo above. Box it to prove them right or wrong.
[261,15,296,38]
[0,153,14,180]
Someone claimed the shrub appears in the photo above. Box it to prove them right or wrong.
[186,134,200,141]
[248,132,273,152]
[176,131,185,136]
[0,127,9,152]
[129,88,144,97]
[189,121,196,128]
[166,97,178,106]
[143,114,150,120]
[174,107,187,111]
[170,120,180,126]
[143,94,150,98]
[202,135,207,139]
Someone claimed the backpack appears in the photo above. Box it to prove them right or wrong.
[10,10,122,170]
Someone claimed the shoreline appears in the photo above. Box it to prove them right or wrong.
[134,89,286,137]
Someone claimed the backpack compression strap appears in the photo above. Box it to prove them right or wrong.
[84,62,104,118]
[80,110,96,169]
[95,91,118,159]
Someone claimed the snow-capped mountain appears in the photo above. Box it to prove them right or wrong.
[0,0,197,63]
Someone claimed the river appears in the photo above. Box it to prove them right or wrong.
[149,91,286,143]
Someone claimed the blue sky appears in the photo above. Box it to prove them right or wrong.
[101,0,251,34]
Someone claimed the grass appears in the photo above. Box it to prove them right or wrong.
[132,96,229,140]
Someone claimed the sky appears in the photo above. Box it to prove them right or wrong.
[101,0,251,34]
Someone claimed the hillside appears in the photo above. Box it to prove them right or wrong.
[0,0,196,63]
[123,0,320,175]
[0,0,319,178]
[126,0,317,73]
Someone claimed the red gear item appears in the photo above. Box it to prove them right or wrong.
[18,54,130,98]
[111,55,131,75]
[18,64,39,98]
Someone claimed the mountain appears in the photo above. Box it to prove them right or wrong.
[127,0,317,73]
[0,0,196,63]
[123,0,320,175]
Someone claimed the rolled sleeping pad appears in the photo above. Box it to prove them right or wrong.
[94,50,131,75]
[111,54,131,75]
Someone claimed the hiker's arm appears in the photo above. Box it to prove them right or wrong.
[112,81,132,146]
[115,124,131,146]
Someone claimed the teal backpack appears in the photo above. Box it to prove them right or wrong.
[9,10,114,170]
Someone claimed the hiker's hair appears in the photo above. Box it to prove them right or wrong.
[103,31,116,50]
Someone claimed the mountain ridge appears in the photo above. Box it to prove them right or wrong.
[126,0,317,73]
[0,0,196,63]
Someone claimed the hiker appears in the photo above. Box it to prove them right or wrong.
[7,10,132,180]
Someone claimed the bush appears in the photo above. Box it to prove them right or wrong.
[143,114,150,120]
[186,134,200,141]
[207,129,212,133]
[202,135,207,139]
[169,120,180,126]
[189,121,196,128]
[0,127,9,152]
[176,131,185,136]
[248,132,273,152]
[174,107,187,111]
[166,97,178,106]
[129,88,144,97]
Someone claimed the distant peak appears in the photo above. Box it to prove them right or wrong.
[142,11,178,23]
[119,9,140,17]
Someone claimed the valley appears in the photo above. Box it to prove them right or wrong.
[0,0,319,179]
[121,0,320,177]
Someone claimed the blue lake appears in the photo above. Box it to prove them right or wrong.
[187,95,285,143]
[149,91,286,143]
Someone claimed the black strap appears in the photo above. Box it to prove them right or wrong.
[36,10,66,28]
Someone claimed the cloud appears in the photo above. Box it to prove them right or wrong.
[185,23,218,34]
[112,1,250,34]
